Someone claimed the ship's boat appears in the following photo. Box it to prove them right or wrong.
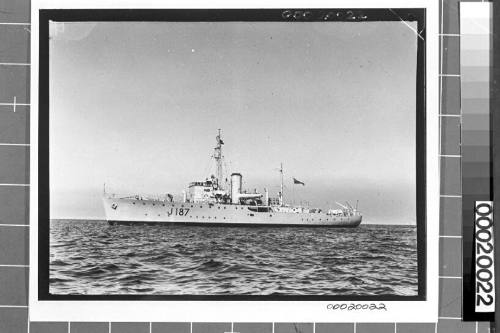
[102,131,362,227]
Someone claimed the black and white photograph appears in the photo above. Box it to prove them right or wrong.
[42,9,426,300]
[44,18,426,302]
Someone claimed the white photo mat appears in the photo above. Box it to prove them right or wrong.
[29,0,440,323]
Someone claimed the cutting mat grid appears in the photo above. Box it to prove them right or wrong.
[0,0,493,332]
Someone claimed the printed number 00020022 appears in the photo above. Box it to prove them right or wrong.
[475,201,495,311]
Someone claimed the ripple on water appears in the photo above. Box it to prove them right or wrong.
[49,220,418,296]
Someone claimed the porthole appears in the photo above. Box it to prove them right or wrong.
[152,203,155,206]
[162,204,165,207]
[200,206,203,208]
[133,202,135,205]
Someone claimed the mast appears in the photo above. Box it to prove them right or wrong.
[214,129,224,190]
[279,162,284,206]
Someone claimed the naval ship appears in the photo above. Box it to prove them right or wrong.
[102,131,362,227]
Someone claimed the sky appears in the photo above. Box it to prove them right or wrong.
[49,21,418,224]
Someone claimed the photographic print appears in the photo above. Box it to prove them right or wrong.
[48,16,419,298]
[30,0,440,323]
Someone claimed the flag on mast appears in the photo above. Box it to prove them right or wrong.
[293,178,305,186]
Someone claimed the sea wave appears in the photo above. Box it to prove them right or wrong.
[49,220,418,296]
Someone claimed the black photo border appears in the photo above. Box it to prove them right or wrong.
[38,8,427,301]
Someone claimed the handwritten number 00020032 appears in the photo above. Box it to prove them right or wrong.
[326,303,387,311]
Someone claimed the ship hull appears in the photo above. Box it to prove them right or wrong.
[102,196,362,227]
[107,220,361,228]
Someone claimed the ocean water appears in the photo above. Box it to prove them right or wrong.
[49,220,418,296]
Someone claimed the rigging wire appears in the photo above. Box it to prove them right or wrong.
[202,155,214,180]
